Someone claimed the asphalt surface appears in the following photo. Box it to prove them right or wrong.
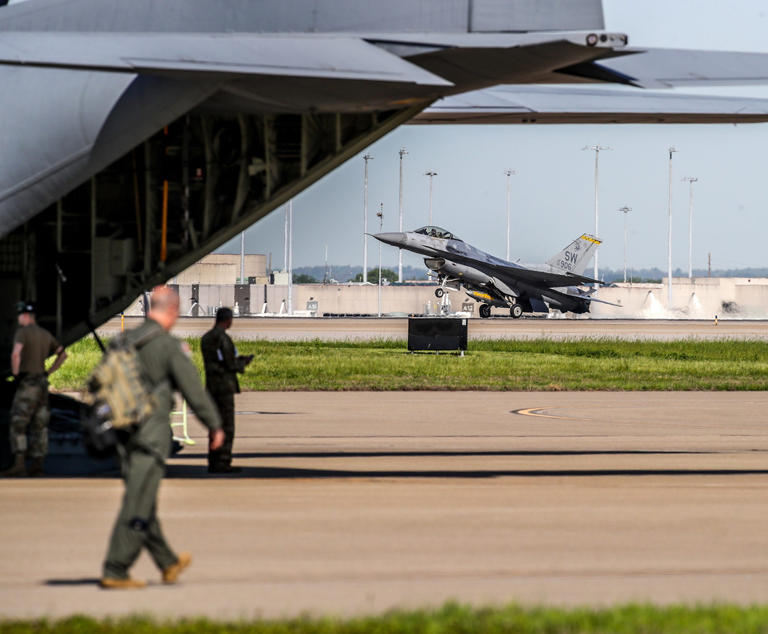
[99,316,768,341]
[2,391,768,619]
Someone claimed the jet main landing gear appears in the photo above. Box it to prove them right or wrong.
[478,304,492,319]
[510,304,523,319]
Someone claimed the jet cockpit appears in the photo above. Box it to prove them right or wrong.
[414,226,462,241]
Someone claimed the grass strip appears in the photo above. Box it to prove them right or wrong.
[49,337,768,392]
[4,603,768,634]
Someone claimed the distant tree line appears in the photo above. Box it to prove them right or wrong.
[600,267,768,283]
[291,264,428,283]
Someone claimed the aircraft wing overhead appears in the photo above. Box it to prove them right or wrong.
[414,85,768,124]
[600,48,768,89]
[0,32,452,86]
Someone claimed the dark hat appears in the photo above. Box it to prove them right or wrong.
[16,301,35,314]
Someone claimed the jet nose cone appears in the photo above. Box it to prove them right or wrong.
[372,232,407,247]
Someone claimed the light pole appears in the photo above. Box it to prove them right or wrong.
[362,153,373,283]
[682,176,698,279]
[667,146,677,307]
[239,230,245,283]
[398,147,408,283]
[425,170,437,225]
[582,145,610,282]
[504,169,515,261]
[287,199,293,315]
[618,206,631,283]
[377,203,383,317]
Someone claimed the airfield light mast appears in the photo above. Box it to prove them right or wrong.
[363,154,373,284]
[239,230,245,283]
[667,147,677,307]
[377,204,383,317]
[504,169,515,261]
[425,170,437,226]
[682,176,698,279]
[283,205,289,272]
[288,199,294,315]
[398,147,408,283]
[582,145,610,283]
[619,206,631,283]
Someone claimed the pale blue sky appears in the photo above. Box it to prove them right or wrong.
[208,1,768,274]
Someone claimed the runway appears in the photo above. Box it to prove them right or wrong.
[98,316,768,341]
[2,391,768,619]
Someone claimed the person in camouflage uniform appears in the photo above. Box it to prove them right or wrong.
[101,286,224,589]
[1,301,67,478]
[201,307,252,473]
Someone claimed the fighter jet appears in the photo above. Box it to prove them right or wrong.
[373,227,616,318]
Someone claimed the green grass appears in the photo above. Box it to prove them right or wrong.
[4,603,768,634]
[49,337,768,392]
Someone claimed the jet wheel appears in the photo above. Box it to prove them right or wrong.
[435,288,445,298]
[479,304,492,319]
[510,304,524,319]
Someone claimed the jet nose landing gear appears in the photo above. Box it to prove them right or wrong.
[510,304,523,319]
[434,288,445,298]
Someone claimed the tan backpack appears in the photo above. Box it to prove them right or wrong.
[83,331,161,429]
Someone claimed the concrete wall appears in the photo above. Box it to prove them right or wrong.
[123,278,768,319]
[592,278,768,319]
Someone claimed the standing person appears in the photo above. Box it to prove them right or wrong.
[201,307,252,474]
[101,286,225,589]
[1,301,67,478]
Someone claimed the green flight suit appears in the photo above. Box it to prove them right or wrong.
[200,325,245,468]
[10,324,59,458]
[102,318,222,580]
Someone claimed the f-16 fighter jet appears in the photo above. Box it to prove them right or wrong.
[373,227,617,318]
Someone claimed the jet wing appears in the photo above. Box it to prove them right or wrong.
[0,32,451,86]
[491,266,600,289]
[414,85,768,124]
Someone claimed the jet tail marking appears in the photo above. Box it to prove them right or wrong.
[546,233,601,276]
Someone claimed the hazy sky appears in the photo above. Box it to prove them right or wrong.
[208,1,768,274]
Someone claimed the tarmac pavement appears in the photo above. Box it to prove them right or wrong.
[2,391,768,619]
[98,316,768,341]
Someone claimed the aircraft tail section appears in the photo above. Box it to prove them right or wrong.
[546,234,601,276]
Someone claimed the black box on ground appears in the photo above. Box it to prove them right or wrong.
[407,317,468,352]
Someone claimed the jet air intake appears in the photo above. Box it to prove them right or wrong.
[424,258,445,270]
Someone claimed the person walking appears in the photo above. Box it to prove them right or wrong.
[200,307,252,473]
[1,301,67,477]
[101,286,224,589]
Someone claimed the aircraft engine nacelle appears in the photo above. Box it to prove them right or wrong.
[424,258,445,271]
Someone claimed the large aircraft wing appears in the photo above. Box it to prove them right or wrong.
[0,32,451,86]
[600,48,768,89]
[414,85,768,124]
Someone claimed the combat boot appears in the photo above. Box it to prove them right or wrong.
[28,457,45,477]
[100,577,147,589]
[162,551,192,584]
[0,453,27,477]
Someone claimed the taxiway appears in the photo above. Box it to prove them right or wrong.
[2,391,768,618]
[98,316,768,341]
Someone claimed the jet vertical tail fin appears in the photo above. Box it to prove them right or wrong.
[546,234,601,275]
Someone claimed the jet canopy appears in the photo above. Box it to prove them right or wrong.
[414,226,462,241]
